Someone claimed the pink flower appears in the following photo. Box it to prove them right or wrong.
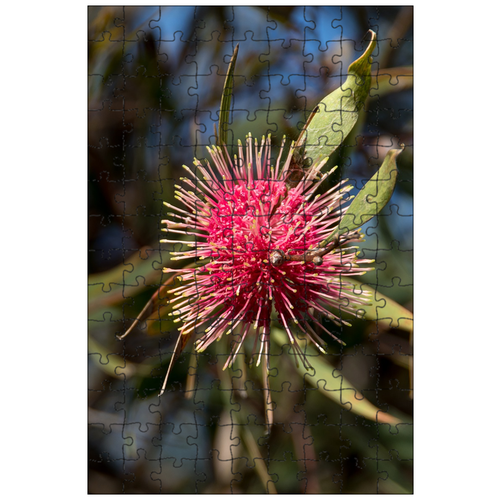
[161,135,372,371]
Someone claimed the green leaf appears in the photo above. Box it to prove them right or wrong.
[88,247,163,312]
[217,44,239,147]
[239,420,278,493]
[320,146,403,248]
[88,335,157,379]
[345,278,413,333]
[301,30,376,166]
[272,328,401,425]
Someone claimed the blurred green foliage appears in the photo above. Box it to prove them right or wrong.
[89,5,413,493]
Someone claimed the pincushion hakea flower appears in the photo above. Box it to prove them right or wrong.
[160,134,372,373]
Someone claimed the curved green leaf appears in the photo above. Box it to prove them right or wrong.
[217,44,239,147]
[341,147,402,233]
[345,278,413,333]
[88,335,157,379]
[88,246,163,311]
[320,146,403,248]
[301,30,376,166]
[272,328,401,425]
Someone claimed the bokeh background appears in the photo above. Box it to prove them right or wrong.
[88,5,413,493]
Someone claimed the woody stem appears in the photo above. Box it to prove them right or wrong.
[269,234,342,266]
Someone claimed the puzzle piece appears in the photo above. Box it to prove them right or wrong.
[89,5,412,494]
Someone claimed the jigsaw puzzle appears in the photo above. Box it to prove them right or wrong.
[88,5,413,494]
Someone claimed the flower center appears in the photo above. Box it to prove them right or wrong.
[207,180,311,257]
[204,179,318,323]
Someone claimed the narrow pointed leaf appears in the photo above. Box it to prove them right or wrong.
[240,424,278,493]
[217,44,239,147]
[88,246,163,311]
[345,278,413,333]
[272,328,401,425]
[301,30,376,166]
[320,146,403,248]
[88,336,156,378]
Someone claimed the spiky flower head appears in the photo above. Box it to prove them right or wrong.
[161,134,372,371]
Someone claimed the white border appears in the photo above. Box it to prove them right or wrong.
[3,2,498,498]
